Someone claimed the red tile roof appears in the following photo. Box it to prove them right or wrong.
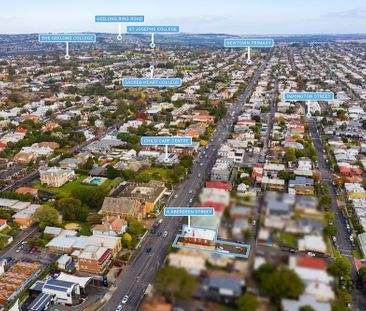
[205,181,232,191]
[298,255,327,270]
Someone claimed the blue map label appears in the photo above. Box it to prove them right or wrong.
[284,92,334,101]
[127,26,179,33]
[95,15,144,23]
[39,34,96,43]
[164,208,215,217]
[141,136,192,146]
[122,78,182,87]
[224,38,274,48]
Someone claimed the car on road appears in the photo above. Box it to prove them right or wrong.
[189,198,193,203]
[199,163,203,167]
[116,305,122,311]
[163,231,168,238]
[174,194,178,198]
[150,228,157,234]
[189,190,193,194]
[198,173,201,177]
[122,295,129,304]
[157,231,162,237]
[146,247,152,253]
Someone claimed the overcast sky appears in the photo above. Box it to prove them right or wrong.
[1,0,366,34]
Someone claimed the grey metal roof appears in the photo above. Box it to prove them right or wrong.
[27,293,53,311]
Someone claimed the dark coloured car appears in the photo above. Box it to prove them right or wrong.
[146,247,152,253]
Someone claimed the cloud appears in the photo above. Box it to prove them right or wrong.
[324,8,366,19]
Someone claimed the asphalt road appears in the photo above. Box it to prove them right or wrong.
[308,118,366,310]
[103,52,274,311]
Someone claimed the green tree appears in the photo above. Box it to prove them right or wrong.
[255,264,304,305]
[71,187,107,210]
[180,155,194,169]
[122,232,132,248]
[34,206,60,228]
[55,197,89,222]
[236,293,258,311]
[359,266,366,282]
[284,147,296,162]
[83,157,94,170]
[324,224,337,236]
[155,267,196,302]
[86,213,103,225]
[329,257,352,277]
[0,234,9,249]
[122,169,135,180]
[106,165,120,179]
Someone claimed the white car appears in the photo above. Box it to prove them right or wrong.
[163,231,168,238]
[122,295,129,304]
[116,305,123,311]
[174,194,178,199]
[307,252,316,257]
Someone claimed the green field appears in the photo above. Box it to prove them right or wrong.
[35,175,112,196]
[136,167,173,184]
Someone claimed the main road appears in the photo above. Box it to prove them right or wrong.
[103,50,274,311]
[308,118,366,310]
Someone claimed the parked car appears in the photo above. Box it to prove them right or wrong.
[122,295,129,304]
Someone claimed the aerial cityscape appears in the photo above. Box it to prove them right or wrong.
[1,1,366,311]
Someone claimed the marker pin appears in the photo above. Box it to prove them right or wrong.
[117,23,123,40]
[65,42,70,60]
[164,144,169,163]
[306,101,312,118]
[246,47,253,65]
[149,65,155,78]
[150,33,156,48]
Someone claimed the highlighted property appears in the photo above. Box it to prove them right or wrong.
[172,225,251,258]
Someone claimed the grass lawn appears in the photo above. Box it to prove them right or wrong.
[0,225,11,235]
[275,232,299,248]
[63,221,92,236]
[35,175,113,196]
[136,167,173,184]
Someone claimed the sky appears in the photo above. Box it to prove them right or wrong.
[1,0,366,35]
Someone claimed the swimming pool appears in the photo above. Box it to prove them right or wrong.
[89,177,102,184]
